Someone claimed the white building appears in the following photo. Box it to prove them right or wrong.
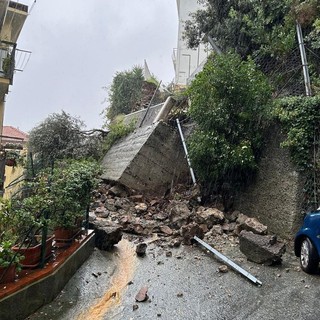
[173,0,209,86]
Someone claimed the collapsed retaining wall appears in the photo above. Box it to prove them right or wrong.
[101,121,189,193]
[236,125,305,239]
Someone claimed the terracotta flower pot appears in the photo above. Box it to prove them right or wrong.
[12,236,54,268]
[54,227,81,248]
[0,264,16,283]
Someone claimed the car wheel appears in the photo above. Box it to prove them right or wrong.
[300,237,319,274]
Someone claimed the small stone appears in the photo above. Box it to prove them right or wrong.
[157,313,162,317]
[133,304,139,311]
[277,274,281,278]
[128,281,133,285]
[218,265,229,273]
[135,286,149,302]
[177,292,183,297]
[92,272,98,278]
[166,251,172,257]
[136,243,147,257]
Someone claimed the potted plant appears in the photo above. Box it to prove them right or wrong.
[50,160,98,246]
[0,199,22,283]
[11,175,54,268]
[0,240,22,283]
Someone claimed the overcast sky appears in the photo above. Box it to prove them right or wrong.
[4,0,178,133]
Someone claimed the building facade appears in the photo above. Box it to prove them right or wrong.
[0,1,28,139]
[173,0,209,86]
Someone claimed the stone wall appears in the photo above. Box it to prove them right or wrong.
[236,124,305,239]
[101,121,189,194]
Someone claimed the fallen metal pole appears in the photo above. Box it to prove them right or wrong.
[193,236,262,286]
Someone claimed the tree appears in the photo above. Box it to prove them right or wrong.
[106,66,144,120]
[187,53,272,190]
[184,0,296,59]
[28,111,103,169]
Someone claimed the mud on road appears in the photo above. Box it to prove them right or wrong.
[27,234,320,320]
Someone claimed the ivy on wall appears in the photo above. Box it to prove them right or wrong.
[273,95,320,210]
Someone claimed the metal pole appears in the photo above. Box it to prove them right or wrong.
[176,118,197,185]
[193,236,262,286]
[296,22,312,96]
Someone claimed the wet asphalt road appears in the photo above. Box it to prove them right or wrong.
[27,235,320,320]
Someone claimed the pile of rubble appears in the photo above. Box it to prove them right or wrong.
[89,182,286,265]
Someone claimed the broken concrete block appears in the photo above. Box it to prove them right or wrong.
[239,230,286,265]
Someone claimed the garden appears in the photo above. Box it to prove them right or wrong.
[0,112,101,284]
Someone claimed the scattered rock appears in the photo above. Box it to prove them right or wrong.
[109,185,128,197]
[168,201,191,229]
[181,222,204,245]
[239,230,286,265]
[135,286,149,302]
[92,220,122,250]
[133,304,139,311]
[135,203,148,214]
[218,265,228,273]
[136,243,147,257]
[195,207,225,228]
[88,212,97,222]
[166,251,172,257]
[242,217,268,235]
[159,225,173,235]
[177,292,183,297]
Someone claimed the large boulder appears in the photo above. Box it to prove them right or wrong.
[239,230,286,265]
[91,219,122,250]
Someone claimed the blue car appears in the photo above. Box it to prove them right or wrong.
[295,208,320,273]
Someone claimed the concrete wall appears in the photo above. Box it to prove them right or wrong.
[174,0,209,86]
[123,103,164,128]
[101,121,189,194]
[236,125,305,239]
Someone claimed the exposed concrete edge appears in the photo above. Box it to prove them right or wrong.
[0,232,95,320]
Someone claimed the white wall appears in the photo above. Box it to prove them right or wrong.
[173,0,209,86]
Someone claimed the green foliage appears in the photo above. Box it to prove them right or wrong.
[28,111,103,171]
[0,199,22,268]
[273,95,320,210]
[106,66,144,120]
[49,159,99,229]
[187,53,272,187]
[273,95,320,169]
[103,115,136,152]
[0,240,21,269]
[184,0,295,58]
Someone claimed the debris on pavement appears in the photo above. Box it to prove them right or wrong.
[135,286,149,302]
[136,243,147,257]
[193,236,262,286]
[239,230,286,265]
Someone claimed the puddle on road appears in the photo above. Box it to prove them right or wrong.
[77,239,137,320]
